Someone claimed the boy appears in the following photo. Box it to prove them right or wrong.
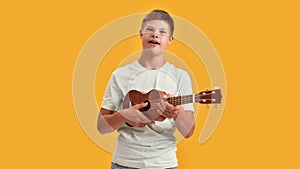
[98,9,195,169]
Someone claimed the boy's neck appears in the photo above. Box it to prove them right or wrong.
[138,50,166,70]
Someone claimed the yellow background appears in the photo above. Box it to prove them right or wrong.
[1,0,299,168]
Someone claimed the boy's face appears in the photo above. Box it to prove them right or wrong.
[140,20,173,52]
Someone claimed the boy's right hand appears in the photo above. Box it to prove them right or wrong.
[120,102,155,128]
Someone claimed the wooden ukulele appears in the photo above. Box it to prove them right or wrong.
[123,88,222,121]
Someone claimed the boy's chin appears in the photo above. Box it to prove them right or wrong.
[143,48,165,55]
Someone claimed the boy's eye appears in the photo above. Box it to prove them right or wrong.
[146,28,154,32]
[143,27,169,36]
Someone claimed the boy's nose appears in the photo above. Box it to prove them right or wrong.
[151,33,159,38]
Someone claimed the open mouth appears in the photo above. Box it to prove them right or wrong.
[148,40,160,45]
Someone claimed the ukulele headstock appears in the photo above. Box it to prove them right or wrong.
[196,88,222,104]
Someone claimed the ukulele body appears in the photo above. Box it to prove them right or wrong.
[123,89,166,121]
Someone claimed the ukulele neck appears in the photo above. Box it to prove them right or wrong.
[166,95,195,106]
[165,89,221,106]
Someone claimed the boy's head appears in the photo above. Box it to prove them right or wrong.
[141,9,174,36]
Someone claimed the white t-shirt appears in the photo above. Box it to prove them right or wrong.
[101,61,194,169]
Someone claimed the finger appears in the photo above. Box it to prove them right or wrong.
[136,121,154,128]
[138,115,153,123]
[134,102,148,109]
[162,113,172,118]
[155,102,165,113]
[165,103,181,113]
[156,107,164,115]
[162,109,178,118]
[165,102,174,109]
[158,100,166,111]
[174,105,182,111]
[140,121,155,125]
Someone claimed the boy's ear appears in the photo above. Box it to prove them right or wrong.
[139,30,143,37]
[168,36,174,44]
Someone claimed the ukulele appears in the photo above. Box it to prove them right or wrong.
[123,88,222,121]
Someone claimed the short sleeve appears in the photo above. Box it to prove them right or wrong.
[101,73,123,111]
[179,71,194,112]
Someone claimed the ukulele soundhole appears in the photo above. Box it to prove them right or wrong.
[139,100,151,112]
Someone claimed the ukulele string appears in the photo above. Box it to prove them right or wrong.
[140,91,217,106]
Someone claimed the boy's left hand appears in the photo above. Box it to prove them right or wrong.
[161,94,182,119]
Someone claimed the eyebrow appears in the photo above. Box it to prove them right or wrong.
[144,26,169,31]
[145,26,154,29]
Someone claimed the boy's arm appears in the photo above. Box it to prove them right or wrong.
[97,108,125,134]
[97,103,154,134]
[162,102,195,138]
[174,109,195,138]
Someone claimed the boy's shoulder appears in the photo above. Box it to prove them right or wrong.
[113,61,141,75]
[163,62,189,75]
